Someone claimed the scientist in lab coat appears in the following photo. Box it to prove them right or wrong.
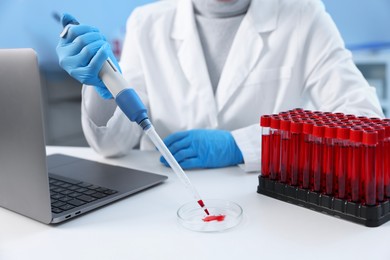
[57,0,383,172]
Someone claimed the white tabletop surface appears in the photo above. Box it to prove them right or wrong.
[1,146,390,260]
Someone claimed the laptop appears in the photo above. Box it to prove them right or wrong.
[0,48,167,224]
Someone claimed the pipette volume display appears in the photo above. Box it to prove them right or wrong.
[59,16,210,216]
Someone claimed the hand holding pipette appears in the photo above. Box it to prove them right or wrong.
[56,13,210,215]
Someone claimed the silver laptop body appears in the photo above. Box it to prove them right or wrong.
[0,49,167,224]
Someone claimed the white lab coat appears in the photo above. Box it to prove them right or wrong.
[81,0,383,172]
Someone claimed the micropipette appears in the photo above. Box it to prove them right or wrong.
[59,17,210,215]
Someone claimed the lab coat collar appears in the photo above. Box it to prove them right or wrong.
[171,0,219,127]
[171,0,279,121]
[248,0,279,33]
[171,0,195,40]
[216,0,279,112]
[172,0,279,38]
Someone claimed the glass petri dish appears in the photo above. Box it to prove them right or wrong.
[177,199,243,232]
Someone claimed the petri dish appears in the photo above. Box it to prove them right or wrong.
[177,199,243,232]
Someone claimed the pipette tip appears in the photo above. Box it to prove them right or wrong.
[197,199,210,215]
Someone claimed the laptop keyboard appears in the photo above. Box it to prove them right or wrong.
[49,176,118,214]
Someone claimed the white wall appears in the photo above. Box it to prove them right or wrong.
[322,0,390,49]
[2,0,389,67]
[0,0,155,67]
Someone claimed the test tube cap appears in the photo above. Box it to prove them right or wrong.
[345,114,357,120]
[313,111,324,115]
[372,126,385,141]
[303,110,314,116]
[303,121,314,134]
[270,115,281,129]
[378,122,390,138]
[280,118,291,131]
[312,124,325,137]
[350,127,363,142]
[334,112,345,118]
[290,121,303,133]
[357,116,370,122]
[336,125,349,140]
[278,111,289,116]
[362,131,378,145]
[260,115,271,127]
[323,111,333,117]
[324,125,337,138]
[370,117,382,123]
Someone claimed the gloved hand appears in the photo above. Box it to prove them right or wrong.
[56,13,120,99]
[160,129,244,169]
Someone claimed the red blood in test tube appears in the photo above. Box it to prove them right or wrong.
[270,116,281,180]
[350,128,363,202]
[324,125,337,195]
[290,121,303,186]
[302,121,314,189]
[312,124,325,192]
[298,120,311,185]
[336,126,349,199]
[373,126,385,202]
[280,118,291,183]
[260,115,272,177]
[362,131,378,206]
[381,122,390,197]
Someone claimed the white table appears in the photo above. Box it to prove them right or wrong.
[1,146,390,260]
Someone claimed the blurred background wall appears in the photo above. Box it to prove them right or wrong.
[1,0,389,146]
[0,0,155,146]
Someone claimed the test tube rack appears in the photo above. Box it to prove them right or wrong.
[257,109,390,227]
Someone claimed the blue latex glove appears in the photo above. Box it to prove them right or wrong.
[56,13,120,99]
[160,129,244,169]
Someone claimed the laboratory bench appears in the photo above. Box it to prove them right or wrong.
[1,146,390,260]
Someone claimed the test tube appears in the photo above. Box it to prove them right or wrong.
[302,121,314,189]
[373,126,385,202]
[380,121,390,197]
[270,115,281,180]
[349,127,362,202]
[324,125,337,195]
[335,126,349,198]
[312,124,325,192]
[260,115,272,178]
[280,118,291,183]
[290,120,303,186]
[362,130,378,206]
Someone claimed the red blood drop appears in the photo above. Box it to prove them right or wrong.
[202,214,226,222]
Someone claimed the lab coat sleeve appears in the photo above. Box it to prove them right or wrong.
[80,9,148,157]
[299,0,384,117]
[81,86,142,157]
[231,124,261,172]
